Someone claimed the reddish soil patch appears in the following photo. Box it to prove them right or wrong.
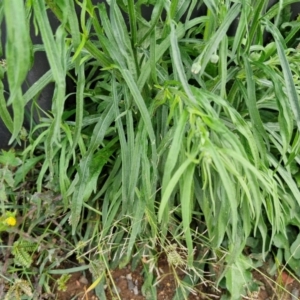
[104,255,207,300]
[55,262,300,300]
[55,272,97,300]
[251,268,300,300]
[56,255,217,300]
[2,251,300,299]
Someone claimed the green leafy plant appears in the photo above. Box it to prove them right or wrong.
[4,279,33,300]
[1,0,300,299]
[11,239,37,268]
[56,274,71,292]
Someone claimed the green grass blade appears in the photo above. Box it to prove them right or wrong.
[33,0,67,153]
[242,55,268,164]
[70,104,115,234]
[264,19,300,133]
[158,158,194,223]
[180,163,195,266]
[4,0,31,141]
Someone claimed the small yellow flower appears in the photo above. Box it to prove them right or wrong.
[5,216,17,226]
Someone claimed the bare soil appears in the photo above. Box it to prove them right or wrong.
[56,258,300,300]
[1,242,300,299]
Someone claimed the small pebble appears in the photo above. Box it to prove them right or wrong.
[126,273,139,295]
[79,276,88,285]
[291,288,299,300]
[132,285,139,295]
[127,279,135,291]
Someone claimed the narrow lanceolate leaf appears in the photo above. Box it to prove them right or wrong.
[4,0,31,141]
[120,68,157,165]
[242,56,268,165]
[96,17,157,167]
[0,81,13,133]
[125,197,146,265]
[3,0,31,97]
[264,19,300,133]
[158,158,194,223]
[162,110,188,194]
[180,163,195,266]
[33,0,66,152]
[67,0,81,51]
[70,104,115,234]
[252,61,293,154]
[196,3,241,76]
[137,23,186,91]
[159,110,188,228]
[170,22,197,107]
[112,78,130,211]
[205,141,238,241]
[68,0,85,153]
[32,0,63,78]
[110,0,138,80]
[70,62,85,155]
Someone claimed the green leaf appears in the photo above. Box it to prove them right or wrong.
[0,150,22,167]
[225,256,252,300]
[70,104,115,234]
[180,163,195,266]
[4,0,31,141]
[14,155,44,186]
[290,233,300,259]
[264,19,300,133]
[12,240,37,268]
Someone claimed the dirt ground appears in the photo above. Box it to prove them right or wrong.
[56,254,211,300]
[56,257,300,300]
[1,241,299,299]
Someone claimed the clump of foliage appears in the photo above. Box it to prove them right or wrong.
[1,0,300,299]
